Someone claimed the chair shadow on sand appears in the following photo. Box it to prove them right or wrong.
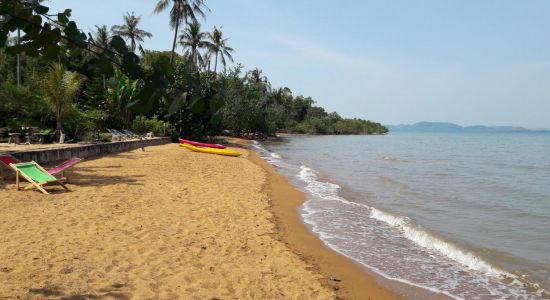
[0,166,144,194]
[29,283,130,300]
[68,166,145,188]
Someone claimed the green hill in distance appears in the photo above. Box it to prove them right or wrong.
[388,122,550,133]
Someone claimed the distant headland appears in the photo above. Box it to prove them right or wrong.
[387,122,550,133]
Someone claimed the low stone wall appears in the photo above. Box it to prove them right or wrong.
[9,137,171,164]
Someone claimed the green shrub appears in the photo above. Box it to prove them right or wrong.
[98,132,111,141]
[132,115,171,136]
[0,81,49,130]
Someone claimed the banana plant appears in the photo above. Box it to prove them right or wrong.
[106,69,139,127]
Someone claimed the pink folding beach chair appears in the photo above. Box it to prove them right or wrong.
[0,154,19,180]
[47,157,82,182]
[0,154,82,182]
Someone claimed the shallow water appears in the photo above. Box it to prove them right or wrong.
[251,133,550,299]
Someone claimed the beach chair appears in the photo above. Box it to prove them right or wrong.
[0,154,82,182]
[47,157,83,182]
[107,129,124,141]
[113,129,134,140]
[0,154,18,180]
[9,161,69,194]
[123,129,144,139]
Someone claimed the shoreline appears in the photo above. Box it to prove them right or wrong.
[247,142,454,300]
[247,150,402,299]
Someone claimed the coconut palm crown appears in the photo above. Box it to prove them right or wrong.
[45,63,86,142]
[111,12,152,53]
[208,26,234,72]
[179,21,212,68]
[153,0,209,64]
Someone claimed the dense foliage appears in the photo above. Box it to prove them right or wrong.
[0,0,387,142]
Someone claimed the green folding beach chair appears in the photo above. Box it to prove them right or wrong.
[9,161,69,194]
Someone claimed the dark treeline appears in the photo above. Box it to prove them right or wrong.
[0,1,387,142]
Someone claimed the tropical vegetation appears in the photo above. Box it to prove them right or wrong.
[0,0,387,143]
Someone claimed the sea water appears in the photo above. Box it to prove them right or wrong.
[251,133,550,299]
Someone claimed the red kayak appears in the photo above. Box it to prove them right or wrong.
[178,138,226,149]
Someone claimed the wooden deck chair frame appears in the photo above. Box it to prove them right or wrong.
[10,161,69,194]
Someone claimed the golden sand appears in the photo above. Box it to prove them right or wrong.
[0,142,399,299]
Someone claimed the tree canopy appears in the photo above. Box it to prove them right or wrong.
[0,0,388,143]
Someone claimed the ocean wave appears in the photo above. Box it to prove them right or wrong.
[382,156,409,163]
[271,152,282,159]
[250,140,293,169]
[369,208,509,277]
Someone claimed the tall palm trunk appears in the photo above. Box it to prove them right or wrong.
[56,108,63,142]
[56,106,62,131]
[16,29,21,86]
[170,9,181,65]
[214,51,218,72]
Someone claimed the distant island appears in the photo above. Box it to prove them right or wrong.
[387,122,550,133]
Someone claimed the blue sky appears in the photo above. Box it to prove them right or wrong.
[46,0,550,128]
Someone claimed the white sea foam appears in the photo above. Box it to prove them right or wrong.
[271,152,282,159]
[250,140,293,169]
[369,208,509,277]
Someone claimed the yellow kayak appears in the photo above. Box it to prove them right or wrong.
[180,143,242,157]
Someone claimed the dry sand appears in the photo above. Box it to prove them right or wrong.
[0,142,399,299]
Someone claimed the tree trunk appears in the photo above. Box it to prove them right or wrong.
[214,52,218,72]
[170,9,181,65]
[56,109,62,131]
[56,113,63,143]
[16,29,21,86]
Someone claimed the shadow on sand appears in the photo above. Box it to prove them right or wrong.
[29,283,130,300]
[69,166,145,188]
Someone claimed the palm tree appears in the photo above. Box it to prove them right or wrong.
[200,51,212,70]
[246,68,271,92]
[153,0,208,65]
[111,12,152,53]
[90,25,112,54]
[90,25,112,89]
[45,63,86,143]
[179,21,212,67]
[208,26,234,72]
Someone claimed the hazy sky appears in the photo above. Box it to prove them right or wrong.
[46,0,550,128]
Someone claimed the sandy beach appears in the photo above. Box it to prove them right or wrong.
[0,142,399,299]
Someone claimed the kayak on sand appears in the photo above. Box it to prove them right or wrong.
[178,138,226,149]
[180,143,241,157]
